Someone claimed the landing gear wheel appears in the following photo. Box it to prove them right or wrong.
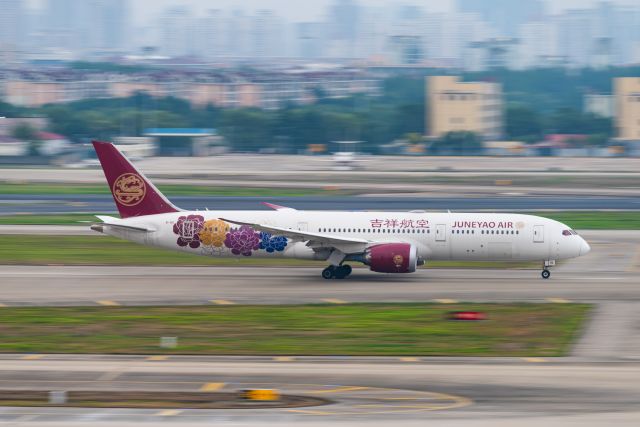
[322,266,335,280]
[334,264,353,279]
[541,269,551,279]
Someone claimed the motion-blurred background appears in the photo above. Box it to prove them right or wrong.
[1,0,640,161]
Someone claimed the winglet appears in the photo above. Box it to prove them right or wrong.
[261,202,297,211]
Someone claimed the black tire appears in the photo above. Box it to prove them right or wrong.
[341,264,353,277]
[541,269,551,279]
[322,267,335,280]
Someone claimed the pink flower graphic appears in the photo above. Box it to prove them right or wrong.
[173,215,205,249]
[224,225,261,256]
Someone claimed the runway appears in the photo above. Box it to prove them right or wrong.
[0,355,638,426]
[1,194,640,215]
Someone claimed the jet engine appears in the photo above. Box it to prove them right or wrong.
[365,243,417,273]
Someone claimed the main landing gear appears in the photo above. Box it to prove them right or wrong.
[322,264,353,280]
[541,269,551,279]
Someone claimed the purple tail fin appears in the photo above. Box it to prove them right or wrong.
[92,140,180,218]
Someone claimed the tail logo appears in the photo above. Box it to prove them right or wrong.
[113,173,146,206]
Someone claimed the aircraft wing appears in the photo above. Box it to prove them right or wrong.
[220,218,368,254]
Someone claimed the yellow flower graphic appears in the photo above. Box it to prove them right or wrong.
[199,219,230,248]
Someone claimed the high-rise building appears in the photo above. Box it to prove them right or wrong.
[195,9,224,59]
[0,0,24,49]
[456,0,544,37]
[326,0,360,58]
[555,9,598,68]
[427,76,503,140]
[517,19,557,69]
[615,78,640,140]
[296,22,325,59]
[251,10,283,59]
[161,6,194,57]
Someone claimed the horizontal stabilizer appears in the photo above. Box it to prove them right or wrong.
[261,202,297,211]
[92,215,155,233]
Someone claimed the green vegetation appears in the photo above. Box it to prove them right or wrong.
[0,182,342,197]
[0,304,590,356]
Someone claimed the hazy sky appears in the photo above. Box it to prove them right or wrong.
[28,0,640,25]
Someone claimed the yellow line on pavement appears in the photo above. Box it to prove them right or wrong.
[146,356,168,361]
[523,357,547,363]
[0,303,7,307]
[273,356,294,362]
[546,298,570,304]
[157,409,181,416]
[399,357,420,362]
[210,299,235,305]
[322,298,347,304]
[286,409,334,415]
[434,299,458,304]
[311,386,369,394]
[21,355,43,360]
[96,300,120,306]
[200,382,225,392]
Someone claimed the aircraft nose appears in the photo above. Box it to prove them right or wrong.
[579,238,591,256]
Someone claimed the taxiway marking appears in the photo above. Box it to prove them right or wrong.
[200,382,225,392]
[546,298,571,304]
[210,299,235,305]
[434,299,458,304]
[96,300,120,306]
[311,386,369,394]
[157,409,181,416]
[21,355,43,360]
[322,298,347,304]
[146,356,168,361]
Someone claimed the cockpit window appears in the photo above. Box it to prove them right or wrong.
[562,229,578,236]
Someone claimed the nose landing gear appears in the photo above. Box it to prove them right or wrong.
[322,264,352,280]
[541,260,555,280]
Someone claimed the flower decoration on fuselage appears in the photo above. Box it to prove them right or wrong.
[173,214,205,249]
[224,225,261,256]
[259,232,288,253]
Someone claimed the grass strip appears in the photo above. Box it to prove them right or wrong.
[0,304,590,356]
[0,235,534,268]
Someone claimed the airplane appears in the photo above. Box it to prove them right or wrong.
[90,140,591,280]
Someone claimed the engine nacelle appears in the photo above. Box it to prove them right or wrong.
[366,243,417,273]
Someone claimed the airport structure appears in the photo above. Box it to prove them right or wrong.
[615,77,640,141]
[426,75,504,140]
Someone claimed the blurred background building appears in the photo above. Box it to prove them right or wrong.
[427,76,503,141]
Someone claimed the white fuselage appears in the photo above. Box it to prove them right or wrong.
[102,211,590,265]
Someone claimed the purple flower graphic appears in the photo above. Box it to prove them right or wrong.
[259,232,288,253]
[173,215,205,249]
[224,225,261,256]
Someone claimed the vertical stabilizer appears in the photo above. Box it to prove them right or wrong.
[92,140,180,218]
